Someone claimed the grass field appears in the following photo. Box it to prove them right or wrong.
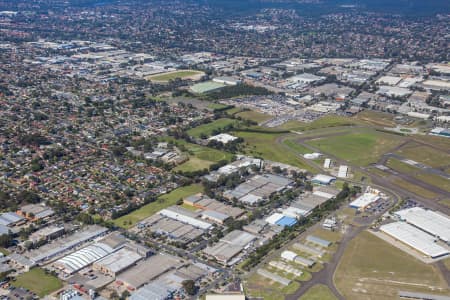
[12,268,62,297]
[187,118,238,138]
[306,130,403,166]
[276,115,358,131]
[392,178,438,199]
[169,138,234,172]
[236,110,273,124]
[147,70,204,82]
[395,142,450,168]
[173,156,212,172]
[440,199,450,208]
[235,131,315,172]
[113,184,204,228]
[207,103,228,110]
[335,231,449,300]
[299,284,337,300]
[225,107,243,115]
[354,111,397,127]
[386,158,450,192]
[283,139,312,155]
[245,272,300,300]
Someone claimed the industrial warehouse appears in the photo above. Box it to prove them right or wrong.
[377,207,450,259]
[223,174,293,205]
[183,193,246,219]
[349,186,384,211]
[380,222,449,259]
[395,207,450,244]
[203,230,257,265]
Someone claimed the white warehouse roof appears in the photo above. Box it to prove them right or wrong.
[311,174,336,185]
[380,222,449,258]
[350,193,380,209]
[94,248,142,274]
[265,213,284,225]
[55,242,114,274]
[281,250,298,262]
[396,207,450,243]
[159,208,212,230]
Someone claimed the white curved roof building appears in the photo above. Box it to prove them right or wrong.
[55,242,114,274]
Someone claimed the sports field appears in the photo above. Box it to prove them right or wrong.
[113,184,204,228]
[299,284,337,300]
[334,231,449,300]
[187,118,238,138]
[234,131,315,172]
[13,268,62,297]
[306,130,402,166]
[147,70,204,82]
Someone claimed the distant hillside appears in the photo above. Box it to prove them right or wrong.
[197,0,450,15]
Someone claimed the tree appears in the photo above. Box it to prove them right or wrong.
[120,290,130,300]
[182,280,197,295]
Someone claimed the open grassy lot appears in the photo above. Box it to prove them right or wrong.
[12,268,62,297]
[299,284,337,300]
[224,106,243,115]
[187,118,238,138]
[335,231,449,300]
[234,131,315,172]
[276,115,359,131]
[236,110,273,124]
[440,199,450,208]
[113,184,203,228]
[147,70,204,82]
[392,178,438,199]
[283,139,312,155]
[167,138,234,172]
[306,130,403,166]
[207,103,228,110]
[395,142,450,168]
[413,135,450,151]
[354,110,397,127]
[173,156,212,172]
[244,272,300,300]
[386,158,450,192]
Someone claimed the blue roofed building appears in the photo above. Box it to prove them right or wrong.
[275,216,298,227]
